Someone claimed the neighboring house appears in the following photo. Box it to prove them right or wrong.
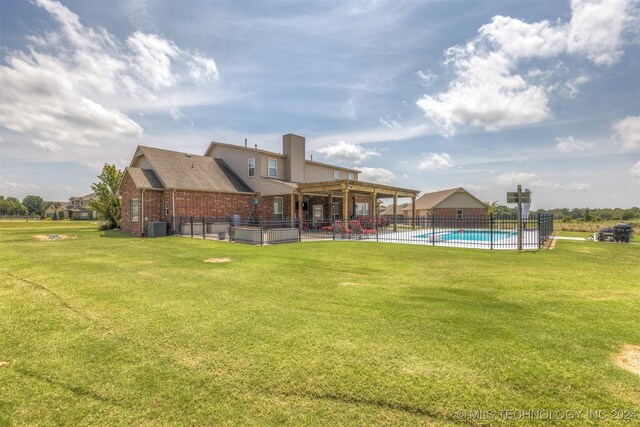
[379,204,405,221]
[67,193,96,219]
[402,187,488,219]
[44,202,69,219]
[119,134,419,236]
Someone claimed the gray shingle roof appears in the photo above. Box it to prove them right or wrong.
[130,146,253,193]
[125,167,164,189]
[412,187,461,209]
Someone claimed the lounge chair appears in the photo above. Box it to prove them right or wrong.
[348,220,376,236]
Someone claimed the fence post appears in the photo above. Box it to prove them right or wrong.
[202,216,205,239]
[537,214,542,248]
[260,223,264,246]
[490,213,494,250]
[190,216,193,238]
[431,213,436,246]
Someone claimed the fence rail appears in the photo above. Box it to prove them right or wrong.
[174,213,554,250]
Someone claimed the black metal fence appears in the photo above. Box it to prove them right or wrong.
[175,213,554,249]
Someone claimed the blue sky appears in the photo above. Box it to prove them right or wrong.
[1,0,638,208]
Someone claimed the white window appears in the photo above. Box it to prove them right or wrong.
[164,201,169,216]
[332,203,340,219]
[356,202,369,216]
[248,158,256,177]
[457,209,463,220]
[131,199,139,222]
[333,170,341,179]
[348,173,355,180]
[273,197,283,221]
[268,158,278,178]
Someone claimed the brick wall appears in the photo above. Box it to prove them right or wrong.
[432,208,488,217]
[120,174,142,236]
[120,173,259,236]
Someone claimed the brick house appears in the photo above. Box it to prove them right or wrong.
[44,202,69,219]
[119,134,419,237]
[67,193,96,219]
[402,187,488,219]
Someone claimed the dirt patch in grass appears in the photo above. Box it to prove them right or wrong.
[338,282,364,287]
[0,361,10,368]
[34,234,69,241]
[204,258,232,263]
[612,344,640,377]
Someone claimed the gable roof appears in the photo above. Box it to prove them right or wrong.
[404,187,487,211]
[126,146,253,193]
[379,205,407,216]
[125,167,164,190]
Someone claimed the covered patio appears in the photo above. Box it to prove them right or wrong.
[289,179,420,232]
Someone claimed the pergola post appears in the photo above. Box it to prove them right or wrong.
[342,184,349,230]
[290,192,295,227]
[372,189,378,226]
[297,190,303,233]
[393,191,398,232]
[412,194,416,230]
[328,191,333,220]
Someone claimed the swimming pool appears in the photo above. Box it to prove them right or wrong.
[416,229,517,242]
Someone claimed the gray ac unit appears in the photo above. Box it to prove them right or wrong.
[147,222,167,238]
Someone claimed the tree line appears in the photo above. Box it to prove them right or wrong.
[0,195,47,216]
[1,164,123,229]
[485,202,640,222]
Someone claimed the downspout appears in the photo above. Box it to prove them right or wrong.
[172,189,176,233]
[141,189,145,237]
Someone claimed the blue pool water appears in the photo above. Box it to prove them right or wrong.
[416,230,517,242]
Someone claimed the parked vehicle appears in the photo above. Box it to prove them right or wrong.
[597,227,615,241]
[597,223,634,243]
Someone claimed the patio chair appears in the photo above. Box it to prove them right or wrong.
[348,220,376,237]
[334,220,351,236]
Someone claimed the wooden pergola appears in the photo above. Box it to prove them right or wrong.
[290,179,420,231]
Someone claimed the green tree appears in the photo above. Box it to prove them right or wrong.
[90,164,123,229]
[584,208,593,222]
[485,200,499,215]
[0,197,28,215]
[22,195,46,217]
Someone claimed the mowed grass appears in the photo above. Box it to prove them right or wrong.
[1,222,639,426]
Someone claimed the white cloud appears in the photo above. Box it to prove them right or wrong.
[418,153,453,170]
[630,160,640,176]
[567,0,634,66]
[613,115,640,152]
[417,24,553,136]
[459,183,491,192]
[0,180,39,194]
[33,139,62,152]
[496,172,540,185]
[169,107,186,121]
[562,74,591,97]
[417,0,636,136]
[379,116,402,129]
[316,140,380,164]
[496,171,591,191]
[356,167,396,184]
[417,69,436,86]
[556,136,594,152]
[309,124,430,149]
[0,0,219,156]
[479,15,568,59]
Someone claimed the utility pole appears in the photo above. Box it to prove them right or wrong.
[507,185,530,250]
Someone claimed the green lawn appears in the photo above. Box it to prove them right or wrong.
[1,221,639,426]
